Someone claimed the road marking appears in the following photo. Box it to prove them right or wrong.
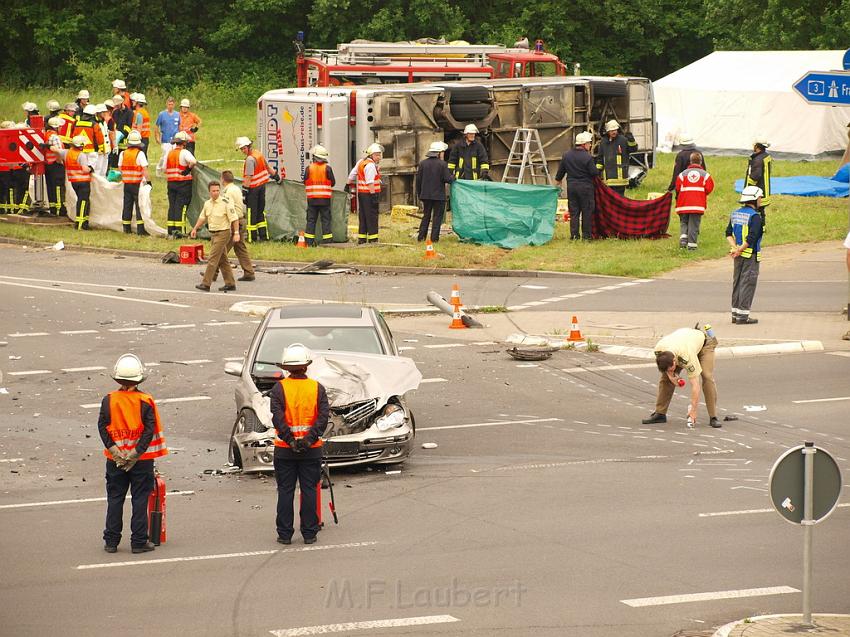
[7,332,50,337]
[0,458,23,463]
[60,329,99,335]
[621,586,799,607]
[792,396,850,404]
[8,369,52,376]
[419,378,448,384]
[159,323,196,330]
[0,280,190,308]
[109,327,147,332]
[203,321,243,326]
[423,343,466,349]
[80,395,211,409]
[77,541,379,570]
[0,491,195,510]
[179,359,213,365]
[61,366,107,373]
[269,615,460,637]
[472,341,498,345]
[398,346,415,351]
[419,417,562,431]
[491,456,668,472]
[561,363,656,374]
[699,503,850,518]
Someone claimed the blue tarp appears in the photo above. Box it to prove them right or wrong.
[734,163,849,198]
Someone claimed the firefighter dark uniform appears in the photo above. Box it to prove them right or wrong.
[44,128,67,216]
[555,144,600,240]
[165,144,195,236]
[109,104,133,169]
[726,200,764,324]
[98,388,167,550]
[303,161,335,246]
[9,163,30,214]
[66,146,92,230]
[0,163,11,215]
[447,139,489,180]
[120,144,147,234]
[597,133,630,195]
[271,376,329,543]
[746,147,772,226]
[243,149,272,242]
[351,156,381,243]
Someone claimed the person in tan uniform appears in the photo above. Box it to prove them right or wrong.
[221,170,255,281]
[190,180,239,292]
[642,327,721,428]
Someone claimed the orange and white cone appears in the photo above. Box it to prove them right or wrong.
[424,240,437,260]
[449,308,467,329]
[567,315,584,342]
[450,283,463,310]
[296,231,307,248]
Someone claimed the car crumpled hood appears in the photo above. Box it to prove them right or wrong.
[305,351,422,406]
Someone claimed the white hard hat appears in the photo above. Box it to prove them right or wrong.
[311,144,329,160]
[604,119,620,132]
[46,99,61,112]
[64,102,77,112]
[71,135,88,147]
[463,124,479,135]
[111,95,124,107]
[173,130,190,143]
[127,130,143,146]
[22,102,38,112]
[135,93,147,104]
[281,343,312,367]
[180,98,191,108]
[678,132,694,145]
[427,141,449,154]
[113,353,146,382]
[575,131,593,145]
[739,185,764,203]
[0,120,15,129]
[365,142,383,155]
[77,89,90,100]
[94,103,108,113]
[753,137,770,148]
[113,79,126,89]
[129,92,141,102]
[47,117,63,129]
[83,104,98,115]
[235,136,252,149]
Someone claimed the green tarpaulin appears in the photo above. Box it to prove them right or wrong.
[187,162,349,242]
[450,179,558,249]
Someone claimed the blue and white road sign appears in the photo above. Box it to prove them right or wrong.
[843,49,850,71]
[793,70,850,105]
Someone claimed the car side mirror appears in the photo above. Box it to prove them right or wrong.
[224,361,244,377]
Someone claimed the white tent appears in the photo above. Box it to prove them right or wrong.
[655,50,850,157]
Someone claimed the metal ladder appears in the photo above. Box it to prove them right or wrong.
[501,128,551,185]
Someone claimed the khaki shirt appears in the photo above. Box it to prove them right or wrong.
[222,183,245,219]
[654,328,706,378]
[199,196,238,232]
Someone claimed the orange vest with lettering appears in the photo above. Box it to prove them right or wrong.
[103,390,168,460]
[65,148,91,183]
[120,147,144,184]
[166,148,192,182]
[133,107,150,138]
[356,157,380,193]
[243,150,270,188]
[273,378,323,448]
[305,162,332,199]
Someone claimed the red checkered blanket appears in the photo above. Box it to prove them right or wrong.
[592,178,672,239]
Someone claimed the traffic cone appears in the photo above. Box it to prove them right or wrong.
[567,315,584,342]
[450,283,463,309]
[296,231,307,248]
[424,240,437,260]
[449,308,467,329]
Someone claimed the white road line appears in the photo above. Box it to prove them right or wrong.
[699,503,850,518]
[7,332,49,337]
[109,327,148,332]
[423,343,466,349]
[491,456,667,472]
[0,491,195,510]
[269,615,460,637]
[561,363,656,373]
[223,357,243,361]
[621,586,799,607]
[0,458,23,463]
[419,417,561,431]
[203,321,243,326]
[61,366,107,373]
[0,280,190,308]
[792,396,850,404]
[419,378,448,384]
[472,341,498,345]
[179,359,212,365]
[158,323,196,330]
[8,369,52,376]
[398,346,415,351]
[60,329,99,335]
[77,541,379,570]
[80,395,211,409]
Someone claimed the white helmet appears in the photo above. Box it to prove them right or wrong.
[575,131,593,145]
[678,132,694,145]
[64,102,77,112]
[463,124,479,135]
[604,119,620,132]
[83,104,98,116]
[311,144,329,160]
[281,343,312,367]
[111,95,125,107]
[180,98,191,108]
[22,102,38,112]
[129,92,140,102]
[365,142,383,155]
[753,137,770,148]
[235,136,252,149]
[173,130,190,143]
[127,130,143,146]
[113,353,146,382]
[47,117,63,129]
[71,135,88,147]
[94,103,108,114]
[0,120,15,129]
[739,185,764,203]
[112,79,126,89]
[77,89,90,100]
[427,141,449,154]
[135,93,147,104]
[46,99,61,112]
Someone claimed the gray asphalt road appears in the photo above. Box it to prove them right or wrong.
[1,245,848,637]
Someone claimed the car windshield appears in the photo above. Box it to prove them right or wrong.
[252,326,384,374]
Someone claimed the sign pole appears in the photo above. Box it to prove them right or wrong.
[802,442,816,625]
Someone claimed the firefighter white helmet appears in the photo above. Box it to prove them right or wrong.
[281,343,312,367]
[739,185,764,203]
[129,92,141,102]
[94,103,108,114]
[135,93,147,104]
[678,132,694,145]
[71,135,88,147]
[235,136,252,149]
[427,141,449,154]
[111,95,124,107]
[311,145,329,160]
[77,89,90,100]
[463,124,479,135]
[112,79,126,89]
[64,102,77,112]
[753,137,770,148]
[180,98,191,108]
[173,130,190,143]
[127,130,143,146]
[46,99,61,112]
[604,119,620,132]
[22,102,38,112]
[113,353,146,382]
[575,131,593,145]
[83,104,98,116]
[47,117,63,129]
[366,142,383,155]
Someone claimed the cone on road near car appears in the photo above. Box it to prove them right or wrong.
[424,240,437,260]
[450,283,463,309]
[449,308,467,329]
[296,231,307,248]
[567,315,584,342]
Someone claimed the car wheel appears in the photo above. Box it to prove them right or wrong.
[449,102,491,121]
[229,439,243,469]
[228,409,257,468]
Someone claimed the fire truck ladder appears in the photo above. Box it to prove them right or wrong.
[501,128,551,185]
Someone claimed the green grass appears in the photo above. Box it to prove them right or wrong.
[2,87,848,277]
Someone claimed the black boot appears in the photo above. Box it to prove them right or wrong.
[137,225,149,236]
[641,412,667,425]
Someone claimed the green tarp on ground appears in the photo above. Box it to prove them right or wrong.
[187,162,349,242]
[450,179,558,249]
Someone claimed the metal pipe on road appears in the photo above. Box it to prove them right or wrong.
[426,291,483,328]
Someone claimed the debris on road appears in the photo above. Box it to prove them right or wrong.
[257,260,354,275]
[743,405,767,412]
[51,241,64,251]
[507,346,558,361]
[422,442,438,449]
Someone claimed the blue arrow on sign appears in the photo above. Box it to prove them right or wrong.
[792,70,850,105]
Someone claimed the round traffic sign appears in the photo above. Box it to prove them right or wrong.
[769,444,842,525]
[844,48,850,71]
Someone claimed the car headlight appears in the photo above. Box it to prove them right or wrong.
[375,404,407,432]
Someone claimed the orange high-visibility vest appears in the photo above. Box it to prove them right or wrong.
[243,150,270,188]
[57,113,76,144]
[44,130,64,165]
[133,107,150,138]
[356,157,380,194]
[102,390,168,460]
[166,148,192,182]
[72,120,104,153]
[65,148,91,183]
[120,147,144,184]
[305,162,332,199]
[273,378,323,448]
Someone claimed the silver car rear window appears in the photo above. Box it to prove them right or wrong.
[254,327,384,371]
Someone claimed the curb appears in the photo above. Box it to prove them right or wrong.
[599,341,824,359]
[713,613,850,637]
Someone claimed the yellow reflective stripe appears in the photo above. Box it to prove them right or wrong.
[471,158,477,169]
[367,233,379,239]
[357,233,367,238]
[322,233,333,239]
[304,232,315,238]
[480,163,489,170]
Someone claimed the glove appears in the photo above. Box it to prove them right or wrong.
[241,188,249,202]
[146,182,153,191]
[271,173,281,183]
[108,445,128,468]
[343,183,351,194]
[122,450,140,472]
[290,439,305,454]
[180,165,193,176]
[190,127,198,133]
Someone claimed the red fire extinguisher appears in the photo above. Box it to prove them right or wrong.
[147,473,167,545]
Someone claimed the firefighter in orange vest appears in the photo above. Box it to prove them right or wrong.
[236,136,279,242]
[303,145,335,246]
[131,93,151,155]
[120,130,150,235]
[346,143,383,244]
[98,353,168,554]
[72,104,105,168]
[165,130,196,237]
[270,343,329,545]
[65,135,93,230]
[43,117,67,217]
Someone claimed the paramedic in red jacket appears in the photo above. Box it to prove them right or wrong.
[674,152,714,250]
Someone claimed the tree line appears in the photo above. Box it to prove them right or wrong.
[3,0,847,92]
